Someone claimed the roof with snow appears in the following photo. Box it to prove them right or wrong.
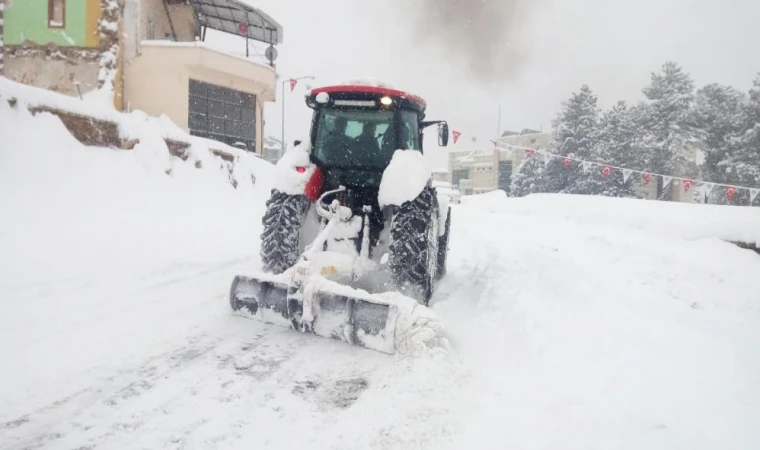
[190,0,282,45]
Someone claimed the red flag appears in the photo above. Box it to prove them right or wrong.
[289,79,298,91]
[452,130,462,144]
[642,173,652,185]
[563,157,571,168]
[683,179,693,192]
[727,186,736,200]
[524,148,535,156]
[601,165,612,178]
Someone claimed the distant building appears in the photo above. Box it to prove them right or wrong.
[450,129,701,203]
[0,0,282,155]
[449,131,553,195]
[431,168,449,183]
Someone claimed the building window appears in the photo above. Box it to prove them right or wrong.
[498,161,513,193]
[188,79,257,151]
[48,0,66,28]
[452,169,469,188]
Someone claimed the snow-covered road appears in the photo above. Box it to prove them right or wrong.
[4,196,760,449]
[2,102,760,449]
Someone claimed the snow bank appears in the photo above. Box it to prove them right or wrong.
[379,150,431,207]
[0,99,272,287]
[464,192,760,246]
[0,75,120,122]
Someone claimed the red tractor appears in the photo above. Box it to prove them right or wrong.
[230,83,451,353]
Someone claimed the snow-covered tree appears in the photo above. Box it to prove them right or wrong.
[547,85,602,195]
[690,83,747,203]
[641,62,700,200]
[594,101,643,197]
[722,74,760,205]
[510,153,546,197]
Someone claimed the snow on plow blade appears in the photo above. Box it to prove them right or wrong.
[229,274,446,355]
[230,274,397,354]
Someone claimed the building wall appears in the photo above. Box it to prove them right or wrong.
[4,0,99,47]
[140,0,198,42]
[1,1,6,75]
[431,171,449,182]
[125,42,276,154]
[3,52,100,94]
[497,132,554,174]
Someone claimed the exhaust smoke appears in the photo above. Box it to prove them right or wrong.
[392,0,536,83]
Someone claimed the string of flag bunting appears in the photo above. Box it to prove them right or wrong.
[449,130,759,202]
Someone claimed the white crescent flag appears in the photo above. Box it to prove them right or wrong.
[751,188,760,202]
[582,161,592,173]
[662,176,673,188]
[703,183,715,195]
[622,169,633,183]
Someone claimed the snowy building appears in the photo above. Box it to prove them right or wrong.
[0,0,282,155]
[431,168,449,183]
[449,131,553,195]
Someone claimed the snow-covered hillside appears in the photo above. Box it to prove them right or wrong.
[1,99,760,449]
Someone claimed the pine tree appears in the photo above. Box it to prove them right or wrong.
[510,153,546,197]
[641,62,699,200]
[690,83,747,204]
[594,101,642,197]
[723,73,760,206]
[547,85,601,195]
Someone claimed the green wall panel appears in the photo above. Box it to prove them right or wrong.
[4,0,87,47]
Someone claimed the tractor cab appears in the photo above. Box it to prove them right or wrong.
[304,85,449,205]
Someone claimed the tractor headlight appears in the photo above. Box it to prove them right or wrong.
[380,96,393,106]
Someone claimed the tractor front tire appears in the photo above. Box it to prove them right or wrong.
[389,186,440,305]
[260,190,310,274]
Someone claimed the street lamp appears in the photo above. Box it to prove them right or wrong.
[281,75,315,155]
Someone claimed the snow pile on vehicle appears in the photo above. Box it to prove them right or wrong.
[272,140,317,195]
[464,191,760,245]
[339,78,396,89]
[379,149,432,206]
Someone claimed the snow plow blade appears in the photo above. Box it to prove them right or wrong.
[229,275,398,354]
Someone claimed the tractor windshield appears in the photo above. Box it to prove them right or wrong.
[314,109,396,168]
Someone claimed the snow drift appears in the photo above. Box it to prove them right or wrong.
[0,96,273,288]
[464,190,760,246]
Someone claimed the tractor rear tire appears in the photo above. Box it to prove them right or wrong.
[436,207,451,280]
[389,186,439,305]
[260,190,310,274]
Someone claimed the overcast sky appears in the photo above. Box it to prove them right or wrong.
[217,0,760,168]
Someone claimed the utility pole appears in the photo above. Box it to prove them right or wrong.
[497,104,502,139]
[281,75,315,157]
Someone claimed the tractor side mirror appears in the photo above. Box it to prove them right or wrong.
[438,122,449,147]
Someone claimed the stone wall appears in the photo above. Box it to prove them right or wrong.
[3,48,100,96]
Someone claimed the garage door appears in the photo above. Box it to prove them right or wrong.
[188,79,256,151]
